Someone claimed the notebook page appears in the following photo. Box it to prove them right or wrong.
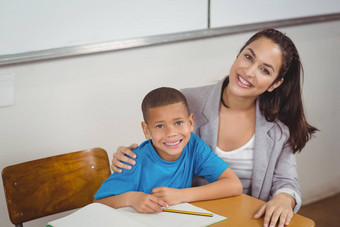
[47,202,227,227]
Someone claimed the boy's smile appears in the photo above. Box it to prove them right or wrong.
[164,140,182,148]
[141,102,194,162]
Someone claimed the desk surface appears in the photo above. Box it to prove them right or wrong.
[191,194,315,227]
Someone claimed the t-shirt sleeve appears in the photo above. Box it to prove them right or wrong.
[192,134,229,182]
[93,169,139,199]
[93,146,144,200]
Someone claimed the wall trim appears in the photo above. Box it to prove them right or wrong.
[1,13,340,66]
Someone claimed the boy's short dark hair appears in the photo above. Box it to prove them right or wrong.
[141,87,189,123]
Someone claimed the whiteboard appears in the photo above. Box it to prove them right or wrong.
[0,0,339,57]
[0,0,207,55]
[211,0,340,28]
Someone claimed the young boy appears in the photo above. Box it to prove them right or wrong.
[94,87,242,213]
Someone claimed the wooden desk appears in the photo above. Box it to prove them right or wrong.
[191,194,315,227]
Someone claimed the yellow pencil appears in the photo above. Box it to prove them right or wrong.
[162,208,213,217]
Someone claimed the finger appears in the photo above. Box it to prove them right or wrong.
[284,211,293,226]
[254,204,266,219]
[159,200,169,208]
[128,143,139,151]
[115,147,137,163]
[111,156,132,171]
[150,197,169,210]
[151,189,162,199]
[139,204,155,213]
[145,199,164,213]
[278,210,288,227]
[268,209,282,227]
[111,154,123,172]
[146,204,160,213]
[121,145,138,159]
[110,164,122,173]
[263,207,275,227]
[151,188,168,200]
[151,187,164,193]
[151,188,159,193]
[153,198,169,209]
[113,148,136,166]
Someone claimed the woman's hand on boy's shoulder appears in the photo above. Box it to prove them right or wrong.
[111,144,139,172]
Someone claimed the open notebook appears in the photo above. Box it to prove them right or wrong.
[47,202,227,227]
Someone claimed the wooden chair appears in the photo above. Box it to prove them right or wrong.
[2,148,111,227]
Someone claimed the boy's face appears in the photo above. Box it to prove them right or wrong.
[141,102,194,162]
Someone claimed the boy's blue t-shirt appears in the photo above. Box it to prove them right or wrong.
[94,133,228,199]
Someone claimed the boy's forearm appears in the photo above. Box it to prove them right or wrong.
[93,191,133,209]
[179,177,242,203]
[176,168,242,203]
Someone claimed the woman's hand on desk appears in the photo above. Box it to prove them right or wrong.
[254,193,295,227]
[111,144,138,173]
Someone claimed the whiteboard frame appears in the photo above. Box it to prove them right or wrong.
[1,13,339,66]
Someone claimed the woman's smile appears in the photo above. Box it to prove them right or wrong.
[237,74,253,88]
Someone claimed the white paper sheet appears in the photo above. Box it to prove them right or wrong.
[47,202,227,227]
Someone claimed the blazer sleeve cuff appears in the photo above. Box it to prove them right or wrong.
[274,188,302,213]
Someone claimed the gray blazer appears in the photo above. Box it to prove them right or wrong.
[181,77,301,205]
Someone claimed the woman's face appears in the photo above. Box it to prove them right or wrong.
[228,37,284,99]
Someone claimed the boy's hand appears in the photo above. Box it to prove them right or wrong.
[130,191,169,213]
[151,187,183,205]
[253,193,295,227]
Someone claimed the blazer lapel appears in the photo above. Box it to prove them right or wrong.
[199,80,224,150]
[252,101,275,199]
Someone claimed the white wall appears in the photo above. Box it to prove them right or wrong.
[0,21,339,226]
[0,0,207,55]
[211,0,340,27]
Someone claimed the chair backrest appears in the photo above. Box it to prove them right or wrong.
[2,148,111,226]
